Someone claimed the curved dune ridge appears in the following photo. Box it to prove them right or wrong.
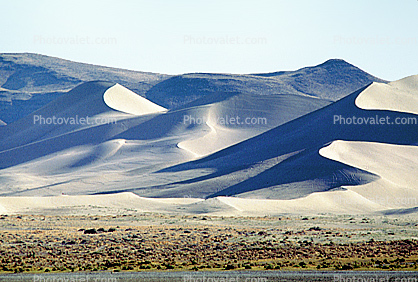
[176,93,328,157]
[319,140,418,210]
[177,113,256,158]
[319,141,418,189]
[355,75,418,115]
[319,75,418,207]
[103,83,167,115]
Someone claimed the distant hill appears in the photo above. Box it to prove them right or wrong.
[0,54,385,123]
[253,59,387,100]
[145,59,387,109]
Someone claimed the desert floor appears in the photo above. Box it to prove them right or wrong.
[0,213,418,274]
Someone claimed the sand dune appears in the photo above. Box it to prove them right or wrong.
[0,71,416,216]
[160,77,417,200]
[320,141,418,189]
[0,82,130,151]
[356,75,418,115]
[0,189,394,216]
[216,190,386,215]
[319,141,418,209]
[103,83,166,115]
[0,81,328,196]
[176,93,327,157]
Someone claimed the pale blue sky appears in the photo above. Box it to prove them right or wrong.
[1,0,417,80]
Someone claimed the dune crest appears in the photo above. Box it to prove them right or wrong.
[319,140,418,209]
[103,84,167,115]
[319,140,418,188]
[355,75,418,115]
